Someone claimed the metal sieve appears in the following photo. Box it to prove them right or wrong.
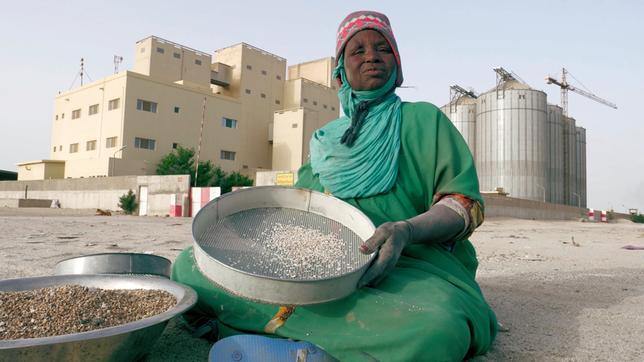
[192,186,376,305]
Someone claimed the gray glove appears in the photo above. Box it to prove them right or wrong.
[357,205,464,288]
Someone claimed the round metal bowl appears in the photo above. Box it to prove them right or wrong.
[192,186,376,305]
[54,253,171,278]
[0,274,197,362]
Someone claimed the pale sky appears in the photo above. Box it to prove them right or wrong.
[0,0,642,213]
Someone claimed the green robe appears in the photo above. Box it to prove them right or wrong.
[172,102,497,361]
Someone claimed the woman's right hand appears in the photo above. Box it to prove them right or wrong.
[356,220,412,288]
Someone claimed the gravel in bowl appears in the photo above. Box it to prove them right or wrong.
[0,285,176,340]
[0,274,197,362]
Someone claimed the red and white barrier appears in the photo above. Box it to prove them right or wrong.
[600,210,608,223]
[587,209,595,221]
[169,194,182,217]
[168,194,187,217]
[191,187,221,216]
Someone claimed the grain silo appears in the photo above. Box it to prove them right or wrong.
[546,105,565,204]
[562,116,578,206]
[575,126,587,208]
[476,69,548,201]
[440,85,477,157]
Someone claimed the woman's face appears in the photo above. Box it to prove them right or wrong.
[343,30,396,91]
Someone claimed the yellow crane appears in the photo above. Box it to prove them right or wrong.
[545,68,617,116]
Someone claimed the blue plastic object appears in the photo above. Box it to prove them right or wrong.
[209,335,336,362]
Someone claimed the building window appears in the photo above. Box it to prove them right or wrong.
[58,145,62,151]
[156,47,164,54]
[195,59,202,65]
[61,113,65,119]
[221,117,238,128]
[303,98,308,103]
[220,150,236,161]
[275,99,281,105]
[53,147,56,152]
[292,123,298,128]
[173,52,181,59]
[134,137,156,150]
[72,109,81,119]
[276,75,282,80]
[69,143,79,153]
[86,140,97,151]
[260,93,266,98]
[313,101,318,106]
[246,64,252,70]
[323,104,328,109]
[105,137,117,148]
[140,47,146,53]
[331,106,336,111]
[108,98,120,111]
[174,106,180,113]
[245,89,251,94]
[89,104,99,115]
[136,99,157,113]
[261,70,267,75]
[55,114,58,120]
[172,142,178,149]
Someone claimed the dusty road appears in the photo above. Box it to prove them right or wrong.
[1,207,643,361]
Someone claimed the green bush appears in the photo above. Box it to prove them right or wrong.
[631,214,644,223]
[220,172,254,194]
[156,146,223,187]
[118,189,138,215]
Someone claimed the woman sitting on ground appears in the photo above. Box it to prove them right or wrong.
[173,10,497,361]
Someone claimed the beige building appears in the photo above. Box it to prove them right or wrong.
[272,57,340,171]
[18,36,338,180]
[15,160,65,181]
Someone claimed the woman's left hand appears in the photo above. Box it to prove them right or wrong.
[357,221,412,288]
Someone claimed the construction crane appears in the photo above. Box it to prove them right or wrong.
[545,68,617,116]
[448,85,477,113]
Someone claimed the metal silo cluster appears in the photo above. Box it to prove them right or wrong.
[442,70,587,207]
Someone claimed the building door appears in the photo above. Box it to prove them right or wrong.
[138,186,148,216]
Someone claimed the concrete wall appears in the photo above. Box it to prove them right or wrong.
[483,194,586,220]
[0,175,190,216]
[18,199,54,208]
[3,175,630,222]
[0,199,19,207]
[255,170,299,186]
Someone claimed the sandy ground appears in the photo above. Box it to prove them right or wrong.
[1,207,643,361]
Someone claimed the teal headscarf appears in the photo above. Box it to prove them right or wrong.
[309,54,402,198]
